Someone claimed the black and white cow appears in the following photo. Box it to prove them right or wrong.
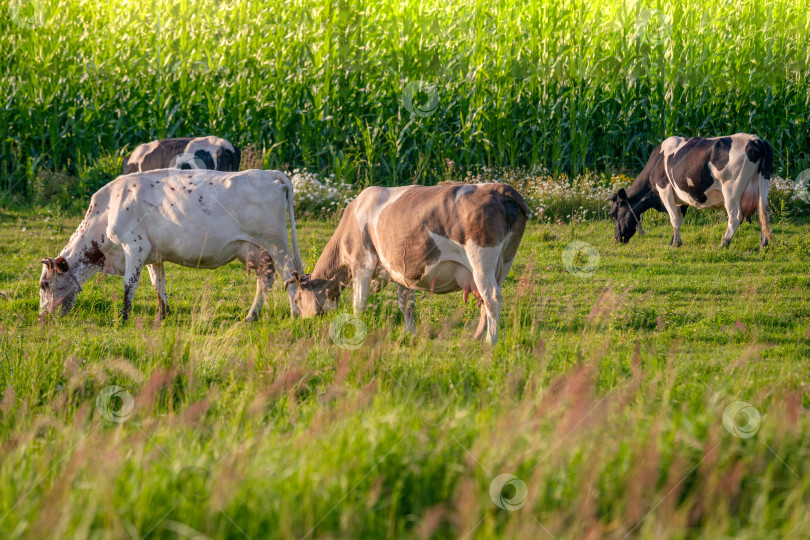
[123,136,241,174]
[609,134,774,249]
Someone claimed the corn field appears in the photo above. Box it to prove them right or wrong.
[2,0,810,194]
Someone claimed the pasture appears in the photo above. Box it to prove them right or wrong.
[3,0,810,537]
[1,204,809,538]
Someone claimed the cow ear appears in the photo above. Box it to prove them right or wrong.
[617,188,627,201]
[54,256,69,273]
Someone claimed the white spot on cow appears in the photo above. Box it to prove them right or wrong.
[454,184,477,203]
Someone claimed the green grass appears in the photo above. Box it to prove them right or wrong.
[2,0,810,195]
[1,206,809,539]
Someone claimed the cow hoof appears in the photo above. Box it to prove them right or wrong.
[244,313,259,323]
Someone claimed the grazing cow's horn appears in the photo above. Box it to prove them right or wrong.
[284,270,301,289]
[41,257,54,269]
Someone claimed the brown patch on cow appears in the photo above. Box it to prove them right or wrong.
[373,184,529,280]
[307,183,529,294]
[80,240,106,267]
[377,183,529,249]
[309,203,364,290]
[123,137,193,173]
[170,187,175,191]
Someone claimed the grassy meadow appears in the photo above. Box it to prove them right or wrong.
[1,203,809,539]
[3,0,810,537]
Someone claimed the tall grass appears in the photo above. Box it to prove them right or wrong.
[1,0,809,197]
[2,213,810,538]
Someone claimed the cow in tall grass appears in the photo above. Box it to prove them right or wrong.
[609,134,774,249]
[39,169,302,322]
[285,183,530,345]
[123,136,241,174]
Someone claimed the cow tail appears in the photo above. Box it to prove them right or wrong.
[503,185,532,219]
[234,145,242,171]
[513,191,532,219]
[754,138,774,243]
[283,173,304,273]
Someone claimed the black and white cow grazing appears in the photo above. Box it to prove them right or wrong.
[123,136,241,174]
[609,134,774,249]
[39,169,303,322]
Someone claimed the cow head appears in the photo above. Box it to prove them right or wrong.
[285,271,337,318]
[609,189,639,244]
[39,256,80,316]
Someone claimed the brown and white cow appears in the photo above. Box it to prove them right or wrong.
[609,133,774,249]
[123,136,241,174]
[39,169,303,322]
[286,183,530,345]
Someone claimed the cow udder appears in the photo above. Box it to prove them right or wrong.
[740,180,759,218]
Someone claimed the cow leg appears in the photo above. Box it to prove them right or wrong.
[757,176,774,250]
[472,305,488,341]
[467,248,503,345]
[120,246,146,324]
[258,237,301,318]
[242,247,275,322]
[352,265,374,314]
[146,263,170,320]
[397,284,416,333]
[720,180,749,248]
[659,186,684,247]
[473,275,502,345]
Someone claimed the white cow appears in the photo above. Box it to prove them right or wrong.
[39,169,303,322]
